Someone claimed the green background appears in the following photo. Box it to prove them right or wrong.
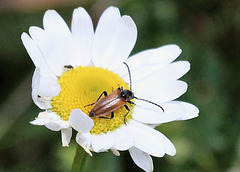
[0,0,239,171]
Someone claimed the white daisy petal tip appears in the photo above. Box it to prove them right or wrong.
[111,149,120,156]
[30,118,47,126]
[21,32,28,43]
[168,44,182,53]
[167,145,176,156]
[105,6,120,14]
[162,44,182,59]
[71,6,94,66]
[68,109,94,133]
[181,102,199,120]
[43,9,57,19]
[129,147,153,172]
[79,143,93,156]
[61,128,72,147]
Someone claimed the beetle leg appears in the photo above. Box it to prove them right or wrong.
[99,112,114,120]
[123,105,130,125]
[84,91,108,107]
[110,112,114,118]
[127,100,135,105]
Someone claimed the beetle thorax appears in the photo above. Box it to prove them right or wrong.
[121,89,134,101]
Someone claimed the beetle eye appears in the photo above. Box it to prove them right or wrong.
[121,92,126,98]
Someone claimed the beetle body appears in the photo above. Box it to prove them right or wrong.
[64,65,74,69]
[88,87,133,121]
[86,62,164,123]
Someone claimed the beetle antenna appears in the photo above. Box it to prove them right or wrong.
[123,62,132,91]
[134,96,164,112]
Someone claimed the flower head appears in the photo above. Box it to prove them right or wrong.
[21,6,199,172]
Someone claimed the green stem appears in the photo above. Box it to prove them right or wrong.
[71,145,88,172]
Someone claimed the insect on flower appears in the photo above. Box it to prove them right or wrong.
[85,62,165,124]
[22,6,199,171]
[64,65,74,69]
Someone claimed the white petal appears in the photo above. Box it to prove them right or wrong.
[29,26,65,76]
[80,143,93,156]
[31,68,51,109]
[91,133,114,152]
[32,67,41,108]
[100,15,137,70]
[31,10,76,76]
[30,118,49,125]
[135,80,188,104]
[71,7,94,66]
[61,128,72,147]
[46,112,61,119]
[76,133,92,156]
[125,45,182,82]
[38,76,61,97]
[128,120,176,157]
[129,147,153,172]
[30,111,56,125]
[92,6,121,67]
[45,122,61,131]
[158,61,190,81]
[43,10,72,37]
[43,9,75,58]
[132,101,188,124]
[68,109,94,133]
[76,132,91,148]
[59,120,71,129]
[111,149,120,156]
[134,61,190,87]
[21,33,54,77]
[44,113,69,131]
[109,127,134,151]
[178,102,199,120]
[160,101,187,122]
[132,103,164,124]
[133,101,199,124]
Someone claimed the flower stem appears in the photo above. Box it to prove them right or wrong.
[71,145,88,172]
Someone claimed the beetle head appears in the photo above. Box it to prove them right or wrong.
[121,89,134,101]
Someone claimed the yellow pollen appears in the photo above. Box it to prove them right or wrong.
[51,66,133,134]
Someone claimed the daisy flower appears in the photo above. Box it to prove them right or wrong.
[21,6,199,172]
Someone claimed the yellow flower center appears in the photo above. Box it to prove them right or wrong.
[51,66,133,134]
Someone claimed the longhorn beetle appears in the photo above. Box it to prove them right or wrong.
[85,62,164,124]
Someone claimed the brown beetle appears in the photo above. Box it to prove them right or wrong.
[85,62,164,124]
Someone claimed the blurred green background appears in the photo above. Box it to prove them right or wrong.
[0,0,239,171]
